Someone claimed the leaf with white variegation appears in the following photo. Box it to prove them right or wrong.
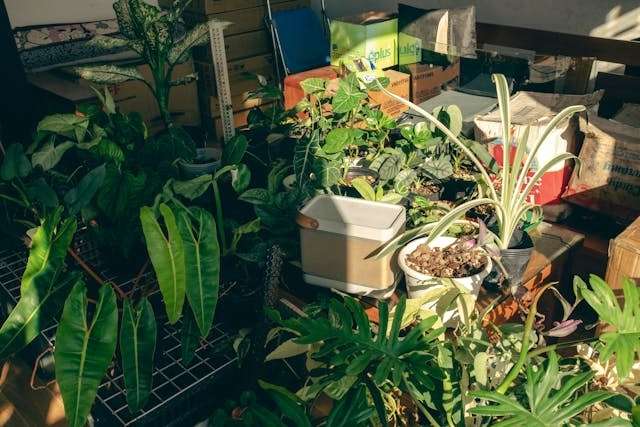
[55,282,118,427]
[32,140,74,171]
[168,23,209,65]
[120,298,157,413]
[76,64,145,84]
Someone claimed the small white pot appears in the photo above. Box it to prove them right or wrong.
[398,236,492,326]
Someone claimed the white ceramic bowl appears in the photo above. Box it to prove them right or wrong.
[398,236,492,325]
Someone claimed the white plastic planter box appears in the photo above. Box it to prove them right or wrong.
[398,236,492,325]
[298,195,406,298]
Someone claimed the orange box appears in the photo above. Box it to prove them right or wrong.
[283,65,339,109]
[400,61,460,104]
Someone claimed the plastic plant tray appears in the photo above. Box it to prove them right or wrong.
[0,235,236,426]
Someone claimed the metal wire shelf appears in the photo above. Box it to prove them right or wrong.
[0,235,237,426]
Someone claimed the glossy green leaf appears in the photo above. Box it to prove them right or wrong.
[222,134,249,166]
[0,143,31,180]
[300,78,326,95]
[258,380,311,427]
[324,128,352,154]
[178,207,220,337]
[55,282,118,427]
[32,140,74,171]
[0,272,80,360]
[181,304,200,366]
[37,114,89,139]
[575,275,640,380]
[172,175,213,200]
[332,75,366,114]
[95,165,147,221]
[64,164,107,215]
[377,154,403,181]
[26,178,59,207]
[21,208,76,293]
[120,298,157,413]
[293,130,320,187]
[326,384,375,427]
[421,157,454,180]
[140,203,186,324]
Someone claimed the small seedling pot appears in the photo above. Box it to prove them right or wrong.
[178,147,222,179]
[500,231,534,287]
[398,236,492,326]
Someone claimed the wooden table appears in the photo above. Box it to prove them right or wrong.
[279,222,585,327]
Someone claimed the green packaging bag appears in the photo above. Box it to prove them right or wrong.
[330,12,398,69]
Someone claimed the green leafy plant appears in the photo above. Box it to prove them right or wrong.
[574,275,640,380]
[266,295,446,426]
[373,74,584,256]
[76,0,210,129]
[470,352,615,426]
[351,177,402,204]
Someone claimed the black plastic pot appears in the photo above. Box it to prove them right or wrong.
[442,178,477,202]
[340,167,379,198]
[500,231,534,287]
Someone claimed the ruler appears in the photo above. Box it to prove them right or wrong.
[207,19,235,142]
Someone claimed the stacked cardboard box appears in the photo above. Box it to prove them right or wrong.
[160,0,309,138]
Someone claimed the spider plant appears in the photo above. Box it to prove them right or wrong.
[373,73,585,257]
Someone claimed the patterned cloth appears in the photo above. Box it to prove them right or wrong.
[14,19,119,51]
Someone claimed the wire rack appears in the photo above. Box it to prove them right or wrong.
[0,235,237,427]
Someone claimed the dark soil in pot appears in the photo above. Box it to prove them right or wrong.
[410,180,444,201]
[406,241,488,278]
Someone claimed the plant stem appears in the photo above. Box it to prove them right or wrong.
[496,283,552,394]
[67,248,127,299]
[526,337,598,359]
[211,179,228,254]
[406,385,440,427]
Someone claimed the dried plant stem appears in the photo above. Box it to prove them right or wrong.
[67,248,126,299]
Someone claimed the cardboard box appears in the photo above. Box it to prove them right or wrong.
[400,61,460,104]
[184,0,308,35]
[209,94,266,117]
[330,12,398,70]
[283,65,339,109]
[194,29,271,62]
[605,216,640,294]
[475,91,602,205]
[195,55,275,96]
[367,69,410,118]
[159,0,291,16]
[28,60,200,131]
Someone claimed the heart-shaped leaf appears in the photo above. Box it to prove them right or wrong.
[0,143,31,180]
[231,164,251,193]
[300,78,327,95]
[324,128,353,154]
[64,164,106,215]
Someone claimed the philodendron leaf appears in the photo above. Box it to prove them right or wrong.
[239,188,271,205]
[37,114,89,139]
[181,304,200,366]
[25,178,59,207]
[140,204,186,324]
[32,140,74,171]
[293,130,320,187]
[21,208,76,293]
[120,298,157,413]
[222,134,249,166]
[55,282,118,427]
[75,64,145,84]
[178,207,220,337]
[300,78,326,95]
[0,143,31,180]
[64,164,107,215]
[0,272,80,360]
[0,210,78,359]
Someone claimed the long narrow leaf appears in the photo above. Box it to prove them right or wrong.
[55,282,118,427]
[140,204,186,324]
[178,207,220,337]
[120,298,157,413]
[493,74,512,206]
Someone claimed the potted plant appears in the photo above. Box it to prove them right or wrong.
[373,73,585,286]
[76,0,214,174]
[397,236,492,325]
